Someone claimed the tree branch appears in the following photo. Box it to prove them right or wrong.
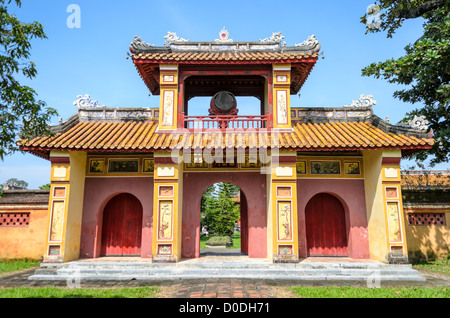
[397,0,446,19]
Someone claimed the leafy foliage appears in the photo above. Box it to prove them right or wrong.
[0,0,57,159]
[361,1,449,164]
[1,177,28,189]
[200,182,240,237]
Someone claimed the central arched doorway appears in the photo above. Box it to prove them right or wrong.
[100,193,143,256]
[305,193,348,256]
[199,182,248,256]
[181,172,266,259]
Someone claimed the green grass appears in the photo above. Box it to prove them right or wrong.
[290,286,449,298]
[200,232,241,249]
[0,287,159,298]
[412,256,450,275]
[0,259,41,275]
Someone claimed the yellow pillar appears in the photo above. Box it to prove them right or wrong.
[152,152,183,262]
[44,151,86,263]
[272,64,292,130]
[363,150,409,263]
[158,64,179,131]
[268,151,299,262]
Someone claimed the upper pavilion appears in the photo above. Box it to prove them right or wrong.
[18,30,434,159]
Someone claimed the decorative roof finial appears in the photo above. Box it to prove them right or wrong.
[165,32,189,44]
[215,27,233,42]
[345,94,376,108]
[408,115,429,131]
[74,94,105,108]
[260,32,284,43]
[130,36,153,50]
[295,34,319,48]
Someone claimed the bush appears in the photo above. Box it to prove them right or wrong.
[205,236,233,247]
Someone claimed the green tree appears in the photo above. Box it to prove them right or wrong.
[203,182,240,237]
[0,0,57,159]
[38,183,50,190]
[361,0,449,164]
[200,184,215,229]
[2,177,28,189]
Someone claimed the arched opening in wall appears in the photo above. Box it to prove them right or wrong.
[100,193,143,256]
[305,193,348,257]
[199,182,248,256]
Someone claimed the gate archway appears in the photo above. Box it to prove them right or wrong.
[182,172,267,259]
[305,193,348,256]
[100,193,143,256]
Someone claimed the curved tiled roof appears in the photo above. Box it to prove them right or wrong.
[132,51,319,64]
[18,119,433,158]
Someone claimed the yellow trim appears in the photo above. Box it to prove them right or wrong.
[272,64,291,129]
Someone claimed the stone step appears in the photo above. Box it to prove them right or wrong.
[28,261,426,282]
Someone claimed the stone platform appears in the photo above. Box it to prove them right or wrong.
[28,250,426,284]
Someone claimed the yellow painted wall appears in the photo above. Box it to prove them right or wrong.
[0,207,48,260]
[404,208,450,259]
[362,150,388,262]
[44,151,86,263]
[63,151,87,261]
[152,153,183,261]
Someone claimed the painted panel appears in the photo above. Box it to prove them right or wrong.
[89,159,105,173]
[108,159,139,173]
[277,200,292,241]
[386,202,402,243]
[296,161,306,174]
[162,90,175,126]
[276,90,288,125]
[159,186,174,197]
[385,187,398,199]
[49,200,65,242]
[343,161,361,175]
[142,159,154,173]
[53,187,66,198]
[158,200,173,240]
[310,161,340,175]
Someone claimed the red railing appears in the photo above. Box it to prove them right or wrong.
[181,113,268,130]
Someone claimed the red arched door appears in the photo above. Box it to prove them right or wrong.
[305,193,348,256]
[101,193,143,256]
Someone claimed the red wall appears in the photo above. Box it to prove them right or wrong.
[297,179,370,259]
[182,172,267,258]
[80,177,153,259]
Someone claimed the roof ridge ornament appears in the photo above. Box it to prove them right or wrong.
[295,34,319,48]
[215,27,233,42]
[130,36,153,50]
[408,115,429,131]
[74,94,105,108]
[260,32,284,43]
[345,94,377,108]
[165,31,189,44]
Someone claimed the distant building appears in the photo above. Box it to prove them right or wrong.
[401,170,450,260]
[0,190,50,260]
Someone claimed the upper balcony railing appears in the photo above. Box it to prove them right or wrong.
[181,113,269,130]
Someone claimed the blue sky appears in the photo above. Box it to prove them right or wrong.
[1,0,447,189]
